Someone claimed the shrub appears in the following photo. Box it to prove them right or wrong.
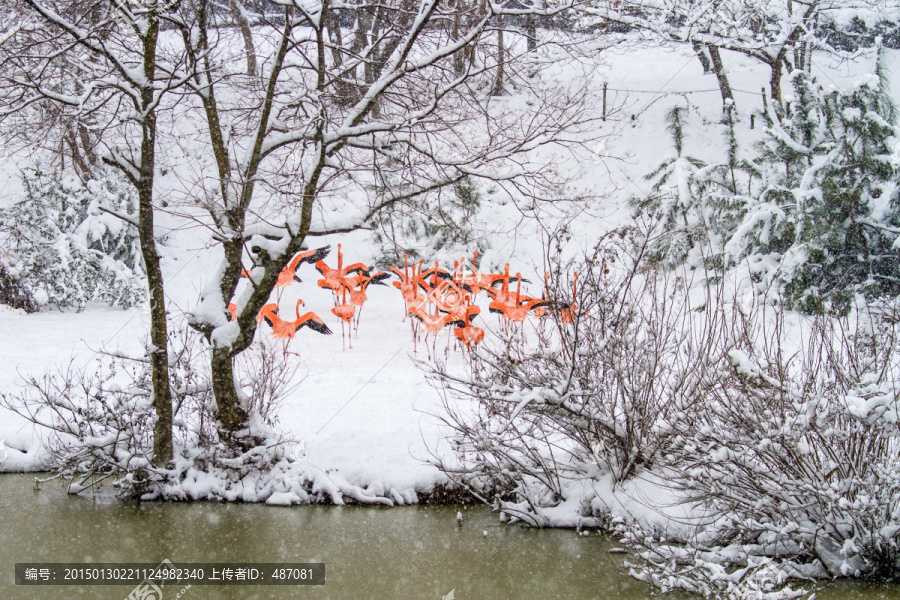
[1,166,146,310]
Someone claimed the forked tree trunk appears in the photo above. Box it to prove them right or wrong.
[707,44,733,107]
[693,42,711,74]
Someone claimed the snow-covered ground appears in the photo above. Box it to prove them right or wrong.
[1,40,897,518]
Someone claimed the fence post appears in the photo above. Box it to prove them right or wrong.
[602,81,607,122]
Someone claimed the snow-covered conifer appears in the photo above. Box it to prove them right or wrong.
[1,167,146,311]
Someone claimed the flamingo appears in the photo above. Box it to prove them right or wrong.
[238,246,329,294]
[276,246,331,287]
[557,272,578,324]
[531,271,553,318]
[316,244,371,295]
[226,302,279,325]
[419,261,454,283]
[391,256,430,347]
[343,271,391,307]
[409,303,459,359]
[261,299,333,338]
[489,272,551,324]
[392,256,427,309]
[459,251,501,296]
[453,299,484,351]
[428,278,468,315]
[331,286,356,349]
[391,254,414,294]
[483,263,515,305]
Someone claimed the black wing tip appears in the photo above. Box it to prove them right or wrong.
[307,246,331,263]
[262,315,275,327]
[344,266,370,277]
[305,320,333,335]
[371,272,392,285]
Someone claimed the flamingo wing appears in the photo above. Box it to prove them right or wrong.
[368,271,391,286]
[526,299,554,311]
[297,315,333,335]
[420,267,452,281]
[488,302,508,315]
[301,245,331,264]
[489,274,529,287]
[314,260,332,276]
[341,262,370,277]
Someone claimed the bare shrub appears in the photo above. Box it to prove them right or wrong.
[432,221,900,593]
[0,327,303,498]
[429,226,734,524]
[625,297,900,593]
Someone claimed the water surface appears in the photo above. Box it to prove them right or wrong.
[0,475,895,599]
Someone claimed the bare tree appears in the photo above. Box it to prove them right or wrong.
[0,0,193,465]
[1,0,605,452]
[170,0,600,439]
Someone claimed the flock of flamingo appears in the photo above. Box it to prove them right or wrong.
[227,245,577,356]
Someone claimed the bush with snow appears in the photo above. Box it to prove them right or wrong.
[623,297,900,596]
[369,174,488,268]
[0,166,146,311]
[430,229,734,524]
[433,223,900,594]
[730,67,900,314]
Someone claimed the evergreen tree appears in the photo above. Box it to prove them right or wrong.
[1,167,147,310]
[726,64,900,314]
[631,104,748,267]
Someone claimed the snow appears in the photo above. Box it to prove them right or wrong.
[0,33,898,537]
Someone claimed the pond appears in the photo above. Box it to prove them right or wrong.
[0,474,895,599]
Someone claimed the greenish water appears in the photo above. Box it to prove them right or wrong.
[0,475,896,599]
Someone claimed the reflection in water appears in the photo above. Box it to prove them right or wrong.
[0,475,895,599]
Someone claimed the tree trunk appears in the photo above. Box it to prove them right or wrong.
[492,14,505,96]
[452,1,465,75]
[693,42,711,74]
[707,44,733,107]
[210,346,248,432]
[525,13,536,53]
[140,0,173,467]
[229,0,257,77]
[769,55,784,105]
